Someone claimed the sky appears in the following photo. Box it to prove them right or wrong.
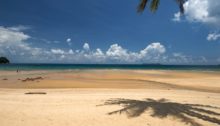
[0,0,220,64]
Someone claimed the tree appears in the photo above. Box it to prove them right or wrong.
[0,57,10,64]
[137,0,185,14]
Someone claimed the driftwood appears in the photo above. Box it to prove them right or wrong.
[22,77,43,82]
[25,92,47,95]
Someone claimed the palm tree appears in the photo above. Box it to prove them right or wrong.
[137,0,185,14]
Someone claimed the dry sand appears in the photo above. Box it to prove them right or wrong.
[0,70,220,126]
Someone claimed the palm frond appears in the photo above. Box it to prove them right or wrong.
[137,0,186,14]
[176,0,185,14]
[137,0,148,13]
[150,0,160,12]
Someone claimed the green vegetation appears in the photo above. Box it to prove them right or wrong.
[0,57,10,64]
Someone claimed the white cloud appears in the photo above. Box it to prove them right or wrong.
[93,48,105,59]
[0,26,31,53]
[0,25,213,64]
[60,55,65,59]
[207,32,220,41]
[68,49,74,54]
[172,53,191,63]
[200,56,207,63]
[137,42,166,63]
[66,38,71,42]
[157,53,193,65]
[140,42,166,57]
[172,12,181,22]
[173,0,220,26]
[51,49,65,55]
[8,25,30,31]
[0,26,30,44]
[106,44,129,60]
[173,0,220,41]
[83,43,90,50]
[66,38,71,46]
[80,48,106,63]
[104,42,166,63]
[0,26,51,63]
[184,0,211,23]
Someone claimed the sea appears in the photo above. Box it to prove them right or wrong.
[0,64,220,71]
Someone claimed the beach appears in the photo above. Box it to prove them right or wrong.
[0,70,220,126]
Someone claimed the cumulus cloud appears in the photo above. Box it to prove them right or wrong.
[140,42,166,57]
[51,49,65,55]
[173,0,220,41]
[173,0,220,26]
[83,43,90,50]
[66,38,71,42]
[106,44,129,61]
[172,12,181,22]
[207,32,220,41]
[0,26,30,44]
[0,25,211,64]
[0,26,54,63]
[171,53,192,64]
[0,26,32,57]
[66,38,71,46]
[68,49,74,54]
[103,42,166,63]
[92,48,105,61]
[0,27,166,63]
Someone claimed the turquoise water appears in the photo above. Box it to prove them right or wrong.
[0,64,220,71]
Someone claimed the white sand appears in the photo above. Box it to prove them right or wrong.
[0,70,220,126]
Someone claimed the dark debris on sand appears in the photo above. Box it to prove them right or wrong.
[2,78,8,80]
[21,77,43,82]
[25,92,47,95]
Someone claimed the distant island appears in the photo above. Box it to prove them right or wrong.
[0,57,10,64]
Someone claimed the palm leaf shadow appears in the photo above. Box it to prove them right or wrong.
[98,98,220,126]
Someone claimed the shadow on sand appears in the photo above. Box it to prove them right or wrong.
[98,98,220,126]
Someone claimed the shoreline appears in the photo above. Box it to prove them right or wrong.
[0,69,220,73]
[0,64,220,72]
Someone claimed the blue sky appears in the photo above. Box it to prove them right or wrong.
[0,0,220,64]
